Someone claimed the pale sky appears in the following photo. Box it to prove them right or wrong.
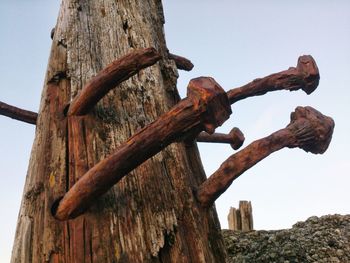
[1,1,349,261]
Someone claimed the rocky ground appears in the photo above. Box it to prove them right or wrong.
[223,214,350,263]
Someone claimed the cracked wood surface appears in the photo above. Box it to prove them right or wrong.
[11,1,227,262]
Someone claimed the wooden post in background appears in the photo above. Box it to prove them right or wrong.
[228,201,254,231]
[228,207,241,231]
[240,201,254,231]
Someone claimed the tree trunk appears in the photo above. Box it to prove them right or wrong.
[11,1,227,262]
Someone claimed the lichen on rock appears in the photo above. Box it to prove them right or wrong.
[223,214,350,263]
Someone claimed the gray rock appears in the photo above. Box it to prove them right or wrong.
[223,214,350,263]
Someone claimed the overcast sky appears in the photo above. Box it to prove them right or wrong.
[1,1,349,261]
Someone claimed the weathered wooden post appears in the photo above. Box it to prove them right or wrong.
[240,201,254,232]
[10,2,230,262]
[3,1,333,262]
[228,201,254,231]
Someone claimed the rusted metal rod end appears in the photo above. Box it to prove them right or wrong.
[68,47,162,116]
[229,127,245,150]
[196,127,245,150]
[169,53,194,71]
[286,106,334,154]
[187,77,232,134]
[296,55,320,95]
[0,101,38,125]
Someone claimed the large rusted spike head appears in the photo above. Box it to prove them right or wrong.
[187,77,232,134]
[295,55,320,95]
[229,127,245,150]
[286,106,334,154]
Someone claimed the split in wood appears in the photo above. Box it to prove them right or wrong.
[0,101,38,125]
[53,77,232,220]
[196,106,335,207]
[227,55,319,104]
[67,47,162,116]
[169,53,194,71]
[197,127,245,150]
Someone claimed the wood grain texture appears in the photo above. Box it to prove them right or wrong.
[196,106,334,207]
[0,101,38,124]
[11,1,228,262]
[197,127,245,150]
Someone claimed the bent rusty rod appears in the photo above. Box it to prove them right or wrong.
[227,55,319,103]
[196,106,334,207]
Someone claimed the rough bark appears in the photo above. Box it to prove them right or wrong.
[11,1,227,262]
